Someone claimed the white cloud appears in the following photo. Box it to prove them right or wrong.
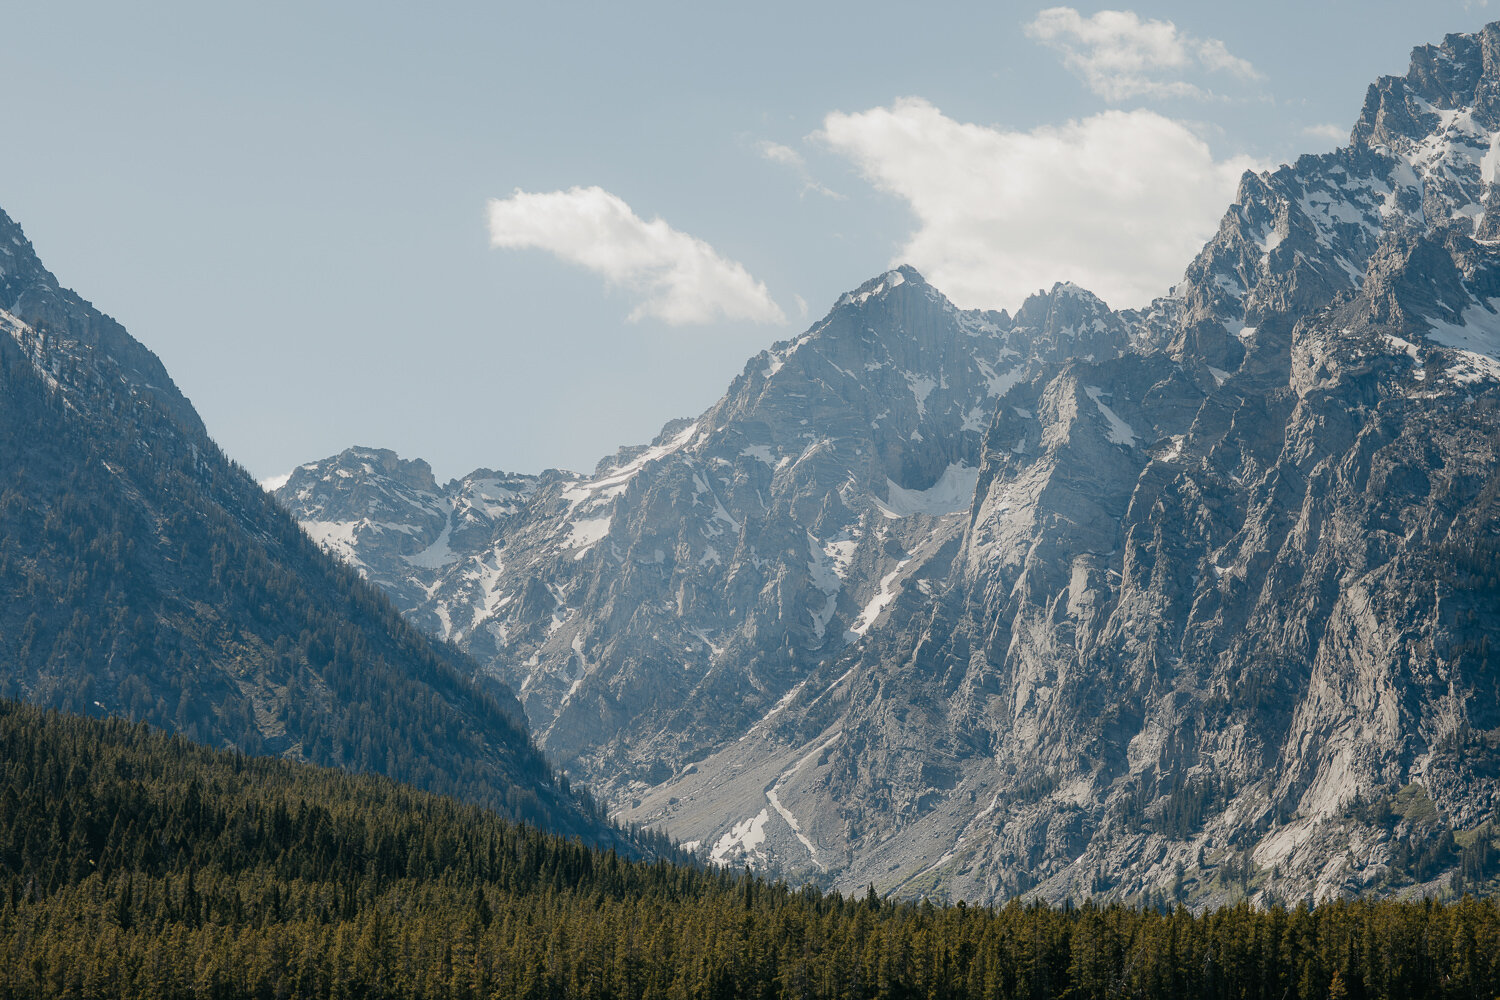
[756,140,843,199]
[487,186,785,325]
[1026,7,1261,101]
[1301,122,1349,144]
[758,141,803,168]
[819,98,1260,311]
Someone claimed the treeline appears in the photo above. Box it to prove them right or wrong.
[7,701,1500,999]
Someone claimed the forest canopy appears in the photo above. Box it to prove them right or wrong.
[4,699,1500,999]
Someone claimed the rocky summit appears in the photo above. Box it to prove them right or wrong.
[277,268,1128,793]
[279,24,1500,906]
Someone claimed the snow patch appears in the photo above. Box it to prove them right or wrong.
[806,531,843,643]
[1426,300,1500,369]
[1083,386,1138,446]
[405,514,459,568]
[709,809,770,864]
[848,560,910,637]
[565,515,612,557]
[1223,319,1255,342]
[565,422,698,511]
[302,520,360,564]
[839,269,906,307]
[905,372,937,418]
[822,535,858,579]
[874,463,979,517]
[976,358,1025,398]
[766,789,818,865]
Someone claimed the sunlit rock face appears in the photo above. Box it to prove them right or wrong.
[283,23,1500,906]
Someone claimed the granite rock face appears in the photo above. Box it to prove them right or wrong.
[280,24,1500,905]
[279,268,1122,791]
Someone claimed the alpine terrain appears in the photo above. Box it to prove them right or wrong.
[0,206,632,848]
[279,25,1500,905]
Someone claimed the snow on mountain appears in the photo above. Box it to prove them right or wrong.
[279,22,1500,906]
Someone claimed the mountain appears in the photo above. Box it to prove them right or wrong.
[0,207,630,848]
[275,269,1130,795]
[280,24,1500,905]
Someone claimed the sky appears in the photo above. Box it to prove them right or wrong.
[2,1,1496,482]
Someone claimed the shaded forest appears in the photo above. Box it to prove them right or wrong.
[5,700,1500,999]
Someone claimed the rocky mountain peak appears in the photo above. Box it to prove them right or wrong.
[833,265,931,309]
[1155,21,1500,376]
[333,447,440,492]
[271,20,1500,906]
[1011,281,1128,362]
[1354,24,1500,149]
[276,260,1139,808]
[0,209,204,436]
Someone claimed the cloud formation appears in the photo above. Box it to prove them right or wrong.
[1302,122,1350,144]
[756,140,843,199]
[1026,7,1261,101]
[819,98,1259,311]
[487,186,785,325]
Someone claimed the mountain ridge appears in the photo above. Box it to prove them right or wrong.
[278,22,1500,905]
[0,207,643,852]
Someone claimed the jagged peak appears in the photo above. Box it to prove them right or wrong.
[1351,21,1500,150]
[1048,281,1109,305]
[592,416,698,478]
[1012,280,1120,337]
[298,446,439,493]
[0,207,40,278]
[834,264,931,309]
[744,266,960,382]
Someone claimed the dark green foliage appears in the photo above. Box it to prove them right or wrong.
[1116,772,1234,841]
[9,701,1500,999]
[1340,786,1500,892]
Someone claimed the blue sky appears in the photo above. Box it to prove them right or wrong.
[3,1,1494,481]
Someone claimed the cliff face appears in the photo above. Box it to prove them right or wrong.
[278,268,1126,790]
[282,24,1500,904]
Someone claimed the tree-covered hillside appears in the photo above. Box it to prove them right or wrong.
[5,699,1500,1000]
[0,205,629,847]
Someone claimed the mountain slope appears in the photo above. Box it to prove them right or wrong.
[276,269,1132,799]
[642,24,1500,904]
[280,23,1500,904]
[0,207,625,846]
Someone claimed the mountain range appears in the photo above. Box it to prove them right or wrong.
[276,23,1500,906]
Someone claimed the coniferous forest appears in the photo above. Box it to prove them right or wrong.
[6,699,1500,1000]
